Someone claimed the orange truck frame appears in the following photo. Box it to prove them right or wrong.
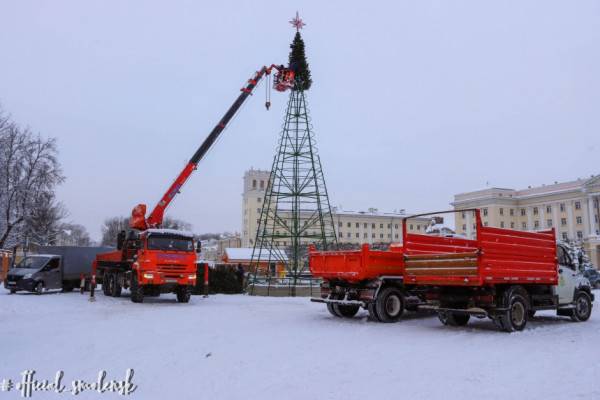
[310,209,594,331]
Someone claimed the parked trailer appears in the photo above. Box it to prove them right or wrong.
[4,246,112,294]
[309,243,426,322]
[403,209,594,332]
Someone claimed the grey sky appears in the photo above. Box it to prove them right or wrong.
[1,1,599,241]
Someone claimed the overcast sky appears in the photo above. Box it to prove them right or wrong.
[1,1,599,241]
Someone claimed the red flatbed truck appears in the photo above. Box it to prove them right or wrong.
[310,209,594,331]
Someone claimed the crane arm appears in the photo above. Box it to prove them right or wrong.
[131,64,289,230]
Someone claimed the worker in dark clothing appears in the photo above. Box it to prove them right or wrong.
[236,264,245,292]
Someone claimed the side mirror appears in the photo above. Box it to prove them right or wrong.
[196,241,202,254]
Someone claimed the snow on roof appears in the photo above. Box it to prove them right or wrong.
[224,247,288,262]
[145,228,195,238]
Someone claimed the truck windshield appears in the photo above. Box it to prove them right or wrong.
[147,235,194,252]
[15,256,51,270]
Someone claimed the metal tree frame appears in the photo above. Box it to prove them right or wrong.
[250,88,337,294]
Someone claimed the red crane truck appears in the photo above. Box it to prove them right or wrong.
[310,209,594,331]
[93,65,294,303]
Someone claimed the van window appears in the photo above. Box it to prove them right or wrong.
[44,258,60,271]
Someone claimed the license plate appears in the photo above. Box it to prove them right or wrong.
[7,281,16,285]
[165,278,178,283]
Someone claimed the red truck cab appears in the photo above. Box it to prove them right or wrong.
[94,229,198,303]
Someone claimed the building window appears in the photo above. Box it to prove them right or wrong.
[364,233,368,238]
[380,234,383,239]
[534,220,539,229]
[533,207,538,215]
[499,208,504,216]
[356,222,359,228]
[387,224,391,229]
[395,234,399,238]
[356,233,359,238]
[521,208,526,216]
[394,224,398,229]
[576,216,582,225]
[364,223,368,228]
[577,231,583,240]
[473,224,476,230]
[347,222,351,228]
[339,232,343,238]
[260,180,265,189]
[547,219,552,227]
[372,223,376,229]
[561,218,567,226]
[409,224,413,230]
[483,208,488,216]
[338,222,343,227]
[461,212,466,219]
[484,222,489,227]
[560,203,565,212]
[462,224,466,231]
[388,234,391,238]
[575,201,581,210]
[509,209,514,216]
[522,222,527,229]
[417,225,421,231]
[546,205,551,213]
[380,223,383,229]
[372,233,375,238]
[500,221,505,228]
[252,179,257,189]
[347,233,351,238]
[562,232,568,240]
[256,208,261,213]
[257,197,262,203]
[510,222,515,229]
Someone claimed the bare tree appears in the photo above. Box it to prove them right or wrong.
[162,216,192,232]
[23,192,68,246]
[57,223,92,246]
[0,109,65,249]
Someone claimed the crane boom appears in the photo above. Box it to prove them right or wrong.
[130,64,293,230]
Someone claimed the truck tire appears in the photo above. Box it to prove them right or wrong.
[438,312,470,326]
[9,289,16,294]
[367,303,381,322]
[571,291,592,322]
[327,303,341,317]
[375,287,404,323]
[102,274,110,296]
[130,275,144,303]
[334,304,360,318]
[176,286,191,303]
[112,274,122,298]
[498,289,529,332]
[35,282,43,295]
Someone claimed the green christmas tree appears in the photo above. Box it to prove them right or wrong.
[288,32,312,91]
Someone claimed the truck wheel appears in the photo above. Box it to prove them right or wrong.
[571,291,592,322]
[35,282,43,295]
[176,286,191,303]
[334,304,360,318]
[112,274,122,298]
[498,292,528,332]
[102,274,110,296]
[375,287,404,323]
[130,275,144,303]
[327,303,342,317]
[9,289,16,294]
[367,303,381,322]
[439,312,470,326]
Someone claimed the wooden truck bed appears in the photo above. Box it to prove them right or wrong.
[309,244,405,283]
[404,223,558,286]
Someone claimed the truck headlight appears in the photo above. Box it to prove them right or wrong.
[188,274,196,280]
[23,274,32,279]
[143,273,154,279]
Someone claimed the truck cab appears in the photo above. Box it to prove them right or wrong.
[5,255,62,294]
[555,244,594,312]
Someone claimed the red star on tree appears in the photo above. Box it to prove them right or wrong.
[289,11,305,31]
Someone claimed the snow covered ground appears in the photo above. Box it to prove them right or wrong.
[1,290,599,400]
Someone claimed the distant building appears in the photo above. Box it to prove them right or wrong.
[241,168,430,247]
[452,175,600,267]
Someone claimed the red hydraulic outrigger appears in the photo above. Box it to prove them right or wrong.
[130,64,295,230]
